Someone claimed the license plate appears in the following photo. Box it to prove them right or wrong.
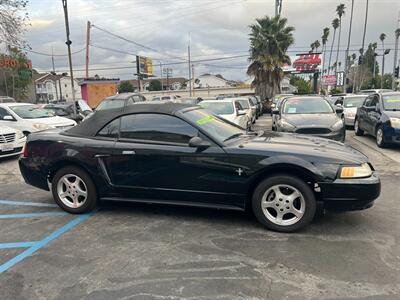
[0,143,14,152]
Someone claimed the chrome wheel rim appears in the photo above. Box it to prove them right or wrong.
[377,129,383,145]
[56,174,88,208]
[261,184,306,226]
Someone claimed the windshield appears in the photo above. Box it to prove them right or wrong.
[199,102,234,115]
[9,105,55,119]
[184,108,244,143]
[283,98,333,114]
[96,99,125,110]
[344,97,366,108]
[236,100,249,109]
[382,94,400,110]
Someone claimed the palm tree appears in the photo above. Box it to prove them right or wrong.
[247,15,295,100]
[321,27,330,76]
[379,33,386,88]
[380,33,386,50]
[314,40,321,52]
[328,18,340,75]
[310,42,316,53]
[344,0,354,91]
[358,0,369,91]
[334,4,346,74]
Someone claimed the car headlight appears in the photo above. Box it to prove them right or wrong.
[345,112,355,118]
[279,119,296,132]
[331,119,344,131]
[389,118,400,129]
[15,129,25,139]
[32,123,52,130]
[340,163,372,179]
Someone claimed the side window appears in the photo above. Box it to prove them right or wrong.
[0,107,9,119]
[97,118,120,138]
[126,98,135,106]
[132,95,141,102]
[235,101,243,111]
[120,114,198,144]
[364,96,373,107]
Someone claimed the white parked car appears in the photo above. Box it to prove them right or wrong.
[0,125,26,158]
[235,98,255,125]
[199,99,250,130]
[334,95,367,126]
[0,103,76,135]
[151,95,177,101]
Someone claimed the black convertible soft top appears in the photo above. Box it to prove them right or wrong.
[64,102,196,137]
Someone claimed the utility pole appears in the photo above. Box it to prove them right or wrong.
[343,0,354,93]
[160,61,163,93]
[61,0,77,117]
[275,0,282,17]
[392,13,400,90]
[381,49,391,88]
[188,32,192,97]
[85,21,91,79]
[358,0,369,91]
[51,47,59,101]
[191,64,195,96]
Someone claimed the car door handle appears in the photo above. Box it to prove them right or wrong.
[94,154,110,158]
[122,150,136,155]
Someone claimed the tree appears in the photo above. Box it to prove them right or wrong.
[321,27,330,75]
[148,79,162,91]
[0,47,32,100]
[290,76,311,94]
[314,40,320,53]
[0,1,29,47]
[327,18,339,75]
[334,4,345,74]
[118,81,134,93]
[247,15,295,100]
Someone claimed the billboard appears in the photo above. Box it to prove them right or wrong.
[283,53,322,73]
[322,75,337,86]
[136,56,153,76]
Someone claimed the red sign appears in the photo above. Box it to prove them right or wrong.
[292,54,321,73]
[322,75,336,85]
[0,57,32,69]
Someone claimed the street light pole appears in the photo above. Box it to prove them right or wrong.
[393,28,399,90]
[61,0,77,117]
[381,49,391,89]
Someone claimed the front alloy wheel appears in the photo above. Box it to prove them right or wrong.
[252,175,316,232]
[376,126,386,148]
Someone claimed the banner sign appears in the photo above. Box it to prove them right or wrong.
[136,56,153,76]
[336,71,345,86]
[283,53,322,73]
[322,75,337,86]
[0,57,32,69]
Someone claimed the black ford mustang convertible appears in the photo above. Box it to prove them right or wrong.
[19,102,381,232]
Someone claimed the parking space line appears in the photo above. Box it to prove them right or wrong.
[0,212,67,219]
[0,212,92,273]
[0,200,58,207]
[0,242,38,249]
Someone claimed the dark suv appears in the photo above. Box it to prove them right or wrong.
[96,93,146,111]
[355,92,400,147]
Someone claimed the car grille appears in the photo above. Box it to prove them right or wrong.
[0,133,16,144]
[295,128,332,134]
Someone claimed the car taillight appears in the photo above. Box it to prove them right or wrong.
[23,143,28,158]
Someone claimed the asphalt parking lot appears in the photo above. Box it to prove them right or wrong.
[1,115,400,299]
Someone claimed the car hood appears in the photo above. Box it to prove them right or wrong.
[0,125,17,134]
[228,132,368,165]
[283,113,339,127]
[219,114,236,122]
[26,116,76,127]
[383,110,400,118]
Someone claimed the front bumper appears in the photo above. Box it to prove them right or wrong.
[0,138,26,158]
[318,172,381,211]
[383,127,400,144]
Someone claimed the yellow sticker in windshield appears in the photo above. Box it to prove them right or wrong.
[386,99,400,103]
[196,115,214,125]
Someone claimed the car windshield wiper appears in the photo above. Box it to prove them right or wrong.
[224,133,244,142]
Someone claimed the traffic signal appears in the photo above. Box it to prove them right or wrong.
[395,66,399,78]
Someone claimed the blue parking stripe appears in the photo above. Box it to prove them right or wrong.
[0,212,67,219]
[0,213,92,273]
[0,200,58,207]
[0,242,38,249]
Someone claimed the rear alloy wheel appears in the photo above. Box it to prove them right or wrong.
[376,126,386,148]
[354,119,364,136]
[52,166,97,213]
[252,175,316,232]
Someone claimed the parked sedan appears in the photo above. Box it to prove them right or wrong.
[235,98,255,126]
[334,94,367,127]
[0,103,76,135]
[20,102,380,232]
[273,96,345,142]
[44,100,93,123]
[199,99,250,130]
[248,96,259,121]
[0,125,26,158]
[355,92,400,147]
[96,93,146,110]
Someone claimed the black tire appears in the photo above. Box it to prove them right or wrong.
[354,118,364,136]
[252,175,316,232]
[376,125,387,148]
[51,166,97,214]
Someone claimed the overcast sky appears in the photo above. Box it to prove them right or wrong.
[24,0,400,81]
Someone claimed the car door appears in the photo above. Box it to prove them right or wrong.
[366,94,381,136]
[358,96,373,133]
[107,113,236,206]
[234,101,247,129]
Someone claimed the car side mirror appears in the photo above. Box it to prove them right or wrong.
[335,106,344,114]
[237,110,246,116]
[272,109,280,115]
[3,115,15,121]
[188,136,211,149]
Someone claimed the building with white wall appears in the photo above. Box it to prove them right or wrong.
[35,73,81,102]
